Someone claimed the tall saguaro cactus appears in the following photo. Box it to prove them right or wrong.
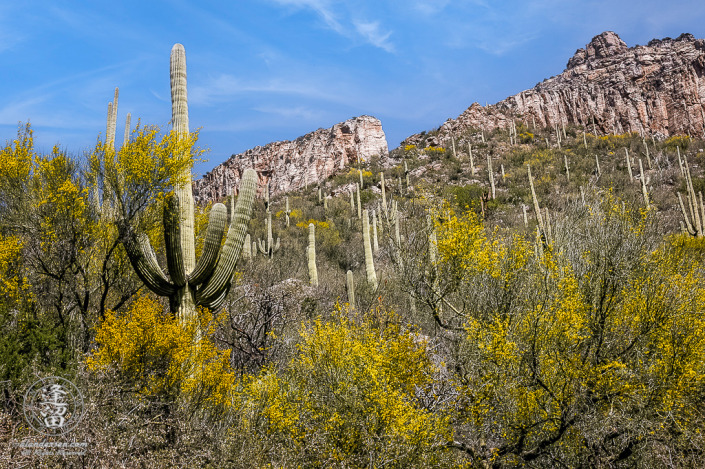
[121,168,257,317]
[258,212,280,258]
[308,223,318,287]
[362,209,378,289]
[678,153,704,237]
[285,196,291,227]
[170,44,196,278]
[119,44,257,319]
[106,87,119,149]
[528,164,546,242]
[346,270,355,309]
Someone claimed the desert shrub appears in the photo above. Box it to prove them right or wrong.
[664,135,691,151]
[435,194,705,467]
[446,183,485,211]
[229,307,461,468]
[88,295,235,411]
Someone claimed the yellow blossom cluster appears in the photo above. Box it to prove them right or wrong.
[88,295,235,409]
[233,307,455,465]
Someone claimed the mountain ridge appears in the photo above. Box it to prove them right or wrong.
[404,31,705,148]
[193,115,388,202]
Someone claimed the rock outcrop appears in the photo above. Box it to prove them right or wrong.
[405,31,705,147]
[194,115,388,202]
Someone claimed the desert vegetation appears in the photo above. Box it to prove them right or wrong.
[2,44,705,468]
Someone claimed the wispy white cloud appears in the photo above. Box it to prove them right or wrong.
[268,0,396,52]
[269,0,344,33]
[354,20,394,53]
[189,72,349,107]
[149,89,169,103]
[410,0,453,15]
[252,105,321,121]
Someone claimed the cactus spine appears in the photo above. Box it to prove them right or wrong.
[362,209,378,289]
[308,223,318,287]
[119,44,256,318]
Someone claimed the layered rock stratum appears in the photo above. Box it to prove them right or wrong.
[194,115,387,202]
[405,31,705,146]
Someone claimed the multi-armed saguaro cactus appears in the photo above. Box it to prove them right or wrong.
[118,44,257,319]
[258,212,280,258]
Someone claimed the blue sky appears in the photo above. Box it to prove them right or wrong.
[2,1,705,177]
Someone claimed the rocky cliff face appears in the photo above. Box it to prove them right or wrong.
[405,31,705,147]
[193,115,388,202]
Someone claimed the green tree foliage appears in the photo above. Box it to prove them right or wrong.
[0,123,193,387]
